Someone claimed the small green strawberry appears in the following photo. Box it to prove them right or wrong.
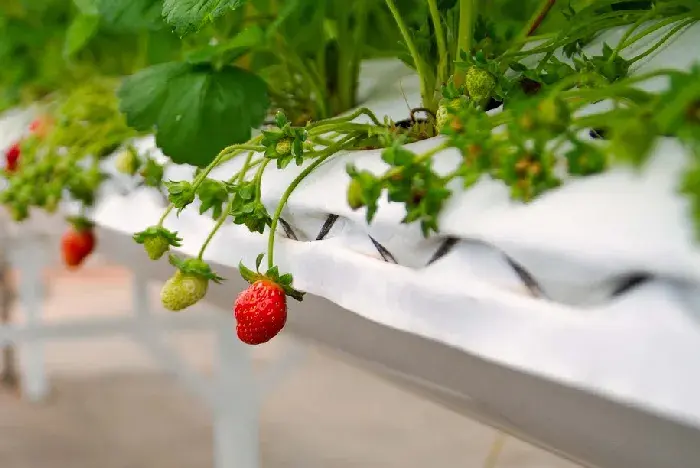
[465,66,497,104]
[133,226,182,260]
[275,138,292,156]
[160,255,223,311]
[436,97,465,131]
[347,178,364,210]
[144,236,171,260]
[536,97,570,133]
[10,204,28,222]
[115,147,141,176]
[44,194,59,213]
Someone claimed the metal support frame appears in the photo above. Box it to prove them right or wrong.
[0,228,307,468]
[0,222,18,390]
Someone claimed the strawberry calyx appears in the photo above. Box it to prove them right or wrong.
[168,254,224,284]
[66,215,94,233]
[133,226,182,259]
[238,253,305,302]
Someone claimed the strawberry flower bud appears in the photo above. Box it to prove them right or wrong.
[165,180,196,211]
[115,147,141,176]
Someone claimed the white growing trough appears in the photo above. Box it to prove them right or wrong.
[2,20,700,468]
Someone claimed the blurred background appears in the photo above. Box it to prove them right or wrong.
[0,251,582,468]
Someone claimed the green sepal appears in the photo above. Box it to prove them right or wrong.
[238,253,305,302]
[169,254,224,283]
[133,225,182,246]
[66,215,94,232]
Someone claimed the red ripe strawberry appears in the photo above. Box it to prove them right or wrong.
[60,226,96,269]
[5,143,20,173]
[234,279,288,345]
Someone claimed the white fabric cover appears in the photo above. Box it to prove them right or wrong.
[1,22,700,429]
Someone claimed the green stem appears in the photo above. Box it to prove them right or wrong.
[156,138,263,227]
[197,151,255,259]
[502,10,651,60]
[520,0,556,39]
[506,0,556,71]
[621,14,691,49]
[267,135,359,269]
[308,122,375,137]
[457,0,475,58]
[223,144,265,152]
[548,71,610,94]
[276,37,329,119]
[627,19,695,65]
[563,69,681,106]
[225,158,263,183]
[610,9,654,62]
[310,136,337,146]
[253,158,271,202]
[428,0,448,86]
[157,205,174,226]
[306,107,382,128]
[134,33,150,74]
[384,0,434,110]
[381,142,449,181]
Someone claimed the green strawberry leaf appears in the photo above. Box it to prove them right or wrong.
[185,26,265,65]
[162,0,246,37]
[255,253,264,271]
[72,0,99,15]
[63,13,100,59]
[118,62,269,167]
[94,0,165,32]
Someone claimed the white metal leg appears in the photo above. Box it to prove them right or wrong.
[213,325,260,468]
[132,270,151,320]
[131,270,216,407]
[14,235,48,402]
[1,229,308,468]
[259,339,306,399]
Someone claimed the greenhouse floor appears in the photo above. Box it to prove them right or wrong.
[0,258,578,468]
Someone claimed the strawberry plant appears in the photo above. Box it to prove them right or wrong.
[0,0,182,112]
[108,0,407,167]
[3,0,700,346]
[125,0,700,348]
[0,0,184,268]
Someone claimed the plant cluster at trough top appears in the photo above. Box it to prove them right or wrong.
[2,0,700,345]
